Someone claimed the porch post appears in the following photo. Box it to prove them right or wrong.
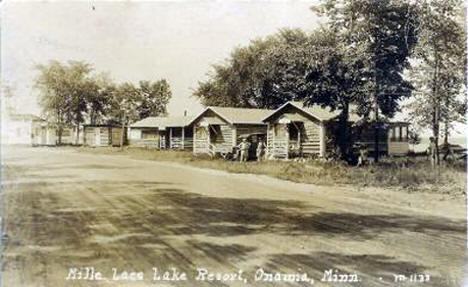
[285,124,289,160]
[181,127,185,150]
[232,125,237,148]
[192,126,196,153]
[169,127,172,149]
[206,126,210,153]
[320,123,326,157]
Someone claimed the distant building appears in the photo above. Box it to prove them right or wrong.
[83,124,125,147]
[31,120,57,146]
[1,113,49,145]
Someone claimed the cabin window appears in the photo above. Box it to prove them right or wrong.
[209,125,221,142]
[195,126,206,138]
[288,123,299,141]
[274,124,287,138]
[141,130,157,139]
[171,127,182,137]
[391,128,396,141]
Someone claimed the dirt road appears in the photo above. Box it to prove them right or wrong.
[1,146,466,286]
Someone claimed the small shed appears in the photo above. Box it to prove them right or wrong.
[189,107,271,156]
[31,119,57,146]
[83,124,125,147]
[129,116,194,150]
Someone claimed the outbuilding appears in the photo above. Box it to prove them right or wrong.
[83,124,125,147]
[31,119,57,146]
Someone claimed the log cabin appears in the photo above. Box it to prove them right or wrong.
[83,124,126,147]
[129,116,194,150]
[189,106,272,156]
[262,101,409,159]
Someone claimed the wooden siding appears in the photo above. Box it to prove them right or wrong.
[128,128,159,148]
[83,126,124,147]
[302,121,321,155]
[264,105,322,159]
[213,125,235,153]
[193,126,209,154]
[388,142,409,155]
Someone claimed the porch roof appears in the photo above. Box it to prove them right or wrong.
[189,106,272,125]
[131,116,193,129]
[263,101,362,123]
[199,116,226,126]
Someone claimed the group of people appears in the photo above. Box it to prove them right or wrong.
[236,138,266,162]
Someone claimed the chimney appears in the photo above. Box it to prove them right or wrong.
[184,109,188,117]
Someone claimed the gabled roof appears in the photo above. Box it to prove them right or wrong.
[131,116,193,128]
[8,113,43,122]
[263,101,362,123]
[190,106,272,125]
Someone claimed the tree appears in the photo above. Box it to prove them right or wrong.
[35,60,96,144]
[35,61,70,144]
[299,27,370,160]
[193,29,313,109]
[406,0,466,165]
[109,83,139,148]
[137,79,171,119]
[407,129,421,152]
[85,73,113,126]
[313,0,419,162]
[109,80,171,148]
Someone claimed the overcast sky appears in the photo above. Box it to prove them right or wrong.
[2,1,466,138]
[1,0,321,117]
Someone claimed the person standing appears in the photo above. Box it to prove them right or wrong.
[238,138,250,162]
[256,140,266,162]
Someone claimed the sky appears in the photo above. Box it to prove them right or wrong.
[1,0,466,138]
[1,0,321,117]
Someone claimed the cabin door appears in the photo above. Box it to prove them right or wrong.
[95,128,101,146]
[41,127,47,145]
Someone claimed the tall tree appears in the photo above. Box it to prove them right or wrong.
[193,29,313,109]
[109,83,139,148]
[109,80,171,148]
[299,27,370,160]
[314,0,419,162]
[85,73,113,126]
[35,61,70,144]
[137,79,171,119]
[35,60,95,144]
[406,0,466,164]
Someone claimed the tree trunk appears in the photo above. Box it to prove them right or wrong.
[338,103,350,161]
[75,125,80,145]
[432,51,440,166]
[120,115,126,150]
[57,124,63,145]
[374,81,380,163]
[433,104,440,165]
[443,116,449,146]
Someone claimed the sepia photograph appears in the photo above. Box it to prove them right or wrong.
[0,0,467,286]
